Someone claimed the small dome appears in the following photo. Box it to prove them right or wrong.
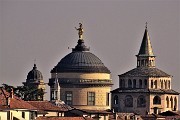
[51,40,110,73]
[27,64,43,80]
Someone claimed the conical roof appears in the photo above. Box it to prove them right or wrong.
[138,27,154,56]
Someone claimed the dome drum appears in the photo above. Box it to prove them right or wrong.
[49,24,112,110]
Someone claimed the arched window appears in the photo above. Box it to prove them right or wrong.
[150,60,152,66]
[165,80,167,89]
[51,91,54,100]
[152,60,155,66]
[114,95,118,105]
[170,97,173,108]
[125,95,133,107]
[154,80,157,89]
[166,96,169,108]
[139,79,142,88]
[137,60,140,67]
[120,79,122,88]
[133,79,136,88]
[168,81,170,89]
[145,60,148,66]
[141,60,144,66]
[128,79,132,88]
[174,97,177,111]
[137,95,146,107]
[161,81,163,89]
[153,96,161,104]
[121,79,125,88]
[144,79,147,88]
[151,80,153,88]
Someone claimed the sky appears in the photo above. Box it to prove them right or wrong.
[0,0,179,107]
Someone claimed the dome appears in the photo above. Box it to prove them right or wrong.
[51,40,110,73]
[27,64,43,80]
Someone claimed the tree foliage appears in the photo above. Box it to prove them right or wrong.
[2,83,44,101]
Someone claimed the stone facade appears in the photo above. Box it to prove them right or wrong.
[49,62,112,110]
[111,26,179,115]
[60,86,111,110]
[49,37,112,110]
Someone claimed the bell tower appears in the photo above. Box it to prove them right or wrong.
[136,23,156,68]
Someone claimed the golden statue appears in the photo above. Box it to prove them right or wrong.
[75,23,83,40]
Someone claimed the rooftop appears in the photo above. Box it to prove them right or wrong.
[0,88,36,110]
[36,116,93,120]
[111,88,179,95]
[27,100,71,112]
[119,67,170,77]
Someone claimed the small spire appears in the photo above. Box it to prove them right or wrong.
[145,22,148,29]
[33,63,37,70]
[33,59,37,70]
[34,59,36,64]
[138,24,154,56]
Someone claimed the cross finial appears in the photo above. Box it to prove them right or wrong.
[34,59,36,65]
[145,22,148,29]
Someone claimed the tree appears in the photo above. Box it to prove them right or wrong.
[2,84,44,101]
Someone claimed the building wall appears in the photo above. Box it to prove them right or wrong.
[119,76,171,90]
[61,86,111,110]
[10,110,31,120]
[112,93,150,115]
[87,114,109,120]
[50,72,112,110]
[37,80,46,90]
[149,94,178,114]
[148,77,171,89]
[113,75,178,115]
[45,112,58,116]
[119,76,148,89]
[0,111,8,120]
[52,73,110,80]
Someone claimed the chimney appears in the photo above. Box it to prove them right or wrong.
[10,88,14,98]
[6,97,10,107]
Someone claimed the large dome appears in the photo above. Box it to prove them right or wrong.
[51,40,110,73]
[27,64,43,80]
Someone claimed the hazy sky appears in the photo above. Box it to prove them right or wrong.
[0,0,179,106]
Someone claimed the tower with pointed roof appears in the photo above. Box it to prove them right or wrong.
[48,23,113,110]
[111,24,179,115]
[23,64,46,101]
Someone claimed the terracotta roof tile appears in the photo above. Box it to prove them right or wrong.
[36,116,92,120]
[28,101,69,111]
[0,88,37,110]
[80,109,111,114]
